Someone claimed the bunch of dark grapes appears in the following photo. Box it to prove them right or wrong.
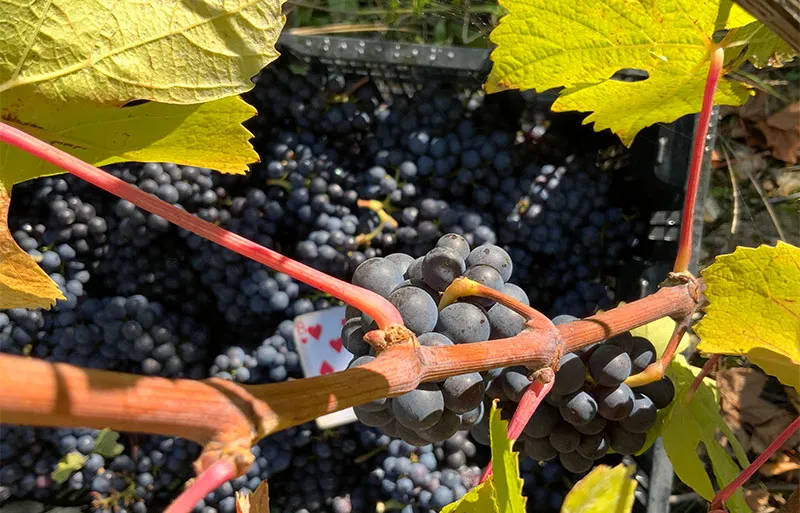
[367,436,482,513]
[96,163,222,312]
[267,424,387,513]
[344,233,530,445]
[209,319,302,384]
[477,316,675,474]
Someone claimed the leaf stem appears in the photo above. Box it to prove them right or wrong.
[164,458,237,513]
[0,121,404,329]
[674,46,724,273]
[625,314,692,387]
[479,379,554,483]
[684,354,721,403]
[709,416,800,511]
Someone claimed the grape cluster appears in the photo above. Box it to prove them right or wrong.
[344,233,530,445]
[474,316,674,474]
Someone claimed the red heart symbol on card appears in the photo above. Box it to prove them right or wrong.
[319,361,334,375]
[300,337,308,344]
[329,338,343,353]
[308,325,322,340]
[341,318,346,326]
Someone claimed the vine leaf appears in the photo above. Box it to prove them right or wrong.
[0,184,65,309]
[1,91,258,186]
[661,355,750,513]
[560,464,637,513]
[723,22,796,68]
[442,400,525,513]
[695,242,800,390]
[0,0,285,105]
[51,452,88,484]
[92,429,125,459]
[236,480,270,513]
[628,315,690,455]
[0,0,284,309]
[484,0,759,145]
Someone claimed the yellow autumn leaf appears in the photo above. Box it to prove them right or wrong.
[0,183,65,309]
[484,0,755,145]
[0,0,285,105]
[0,0,283,309]
[1,90,258,185]
[560,464,636,513]
[696,242,800,390]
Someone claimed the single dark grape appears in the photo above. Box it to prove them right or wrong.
[435,302,490,344]
[522,436,558,462]
[629,336,656,374]
[634,377,675,409]
[552,352,586,395]
[352,257,404,298]
[523,402,560,439]
[392,383,445,430]
[559,391,598,426]
[576,432,610,459]
[442,372,485,414]
[559,451,594,473]
[549,421,580,453]
[620,393,657,433]
[436,233,470,260]
[593,384,635,421]
[610,424,646,455]
[588,344,632,386]
[422,247,466,291]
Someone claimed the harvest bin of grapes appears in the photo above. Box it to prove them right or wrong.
[1,5,797,513]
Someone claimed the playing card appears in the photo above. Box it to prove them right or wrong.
[293,306,357,428]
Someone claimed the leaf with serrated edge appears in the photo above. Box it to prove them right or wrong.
[661,355,749,513]
[723,22,796,68]
[0,184,65,309]
[560,464,637,513]
[0,0,286,105]
[442,400,524,513]
[51,452,88,484]
[236,480,270,513]
[92,429,125,459]
[1,91,258,185]
[696,242,800,390]
[490,399,526,513]
[485,0,754,145]
[441,480,497,513]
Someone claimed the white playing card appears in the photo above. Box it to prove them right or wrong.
[294,306,357,428]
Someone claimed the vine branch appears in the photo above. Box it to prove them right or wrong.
[0,282,700,475]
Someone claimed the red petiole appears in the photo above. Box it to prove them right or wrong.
[0,122,404,329]
[164,458,237,513]
[479,379,555,483]
[709,415,800,511]
[673,46,724,273]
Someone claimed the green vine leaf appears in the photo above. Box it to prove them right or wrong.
[661,355,750,513]
[696,242,800,390]
[92,429,125,459]
[442,400,525,513]
[51,452,88,484]
[0,0,286,105]
[484,0,758,145]
[723,22,796,68]
[560,464,637,513]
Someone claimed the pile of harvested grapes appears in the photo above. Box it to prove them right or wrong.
[1,55,659,513]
